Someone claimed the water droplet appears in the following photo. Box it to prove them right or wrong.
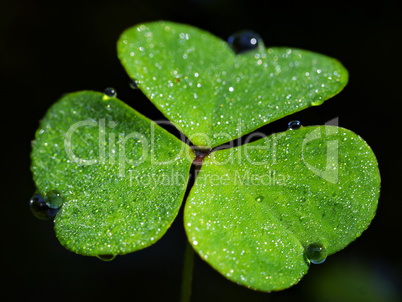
[45,190,65,208]
[311,98,324,106]
[30,192,62,220]
[128,79,138,89]
[103,87,117,97]
[255,196,265,202]
[228,30,264,54]
[287,120,302,130]
[97,255,116,261]
[305,242,327,264]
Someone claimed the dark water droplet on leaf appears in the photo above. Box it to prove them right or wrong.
[287,120,302,130]
[129,79,138,89]
[228,30,264,54]
[30,192,62,220]
[97,254,116,261]
[104,87,117,97]
[306,242,327,264]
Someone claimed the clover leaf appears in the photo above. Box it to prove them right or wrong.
[117,21,348,147]
[30,21,380,293]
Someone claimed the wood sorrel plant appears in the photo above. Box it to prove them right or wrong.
[30,21,380,292]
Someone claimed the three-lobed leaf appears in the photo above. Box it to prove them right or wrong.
[30,21,380,292]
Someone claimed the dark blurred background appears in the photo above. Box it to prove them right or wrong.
[1,0,401,301]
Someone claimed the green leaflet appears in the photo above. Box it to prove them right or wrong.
[184,126,380,291]
[118,21,348,147]
[31,91,193,256]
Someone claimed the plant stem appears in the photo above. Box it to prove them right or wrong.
[180,239,195,302]
[180,154,205,302]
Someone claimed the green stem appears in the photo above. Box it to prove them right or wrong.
[180,155,203,302]
[180,239,195,302]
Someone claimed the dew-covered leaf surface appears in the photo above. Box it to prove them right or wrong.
[184,126,380,291]
[31,91,193,257]
[118,21,348,147]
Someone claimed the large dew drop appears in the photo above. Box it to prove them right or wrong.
[287,120,302,130]
[305,242,327,264]
[103,87,117,98]
[30,191,64,220]
[129,79,138,89]
[228,30,264,54]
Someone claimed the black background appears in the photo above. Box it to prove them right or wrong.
[2,0,401,301]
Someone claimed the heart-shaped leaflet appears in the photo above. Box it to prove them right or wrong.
[185,126,380,291]
[31,91,193,257]
[118,21,348,147]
